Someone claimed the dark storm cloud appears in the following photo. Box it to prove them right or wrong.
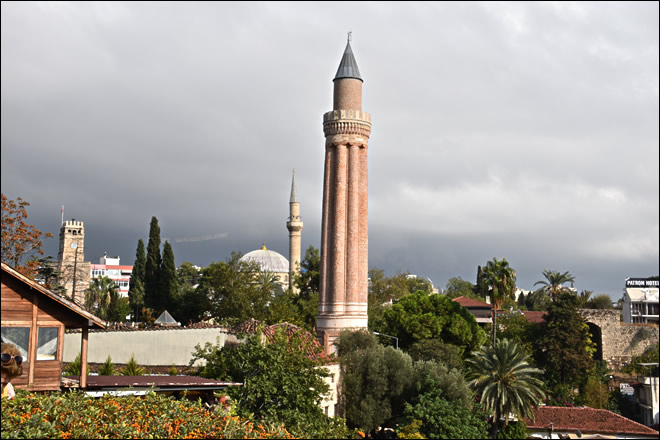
[2,2,658,300]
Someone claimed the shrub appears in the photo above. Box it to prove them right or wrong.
[64,352,90,376]
[97,355,115,376]
[121,354,146,376]
[1,389,294,439]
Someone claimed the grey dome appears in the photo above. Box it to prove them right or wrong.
[240,245,289,273]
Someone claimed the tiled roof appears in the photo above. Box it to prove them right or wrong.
[525,406,658,436]
[452,296,491,308]
[522,311,547,323]
[233,319,335,363]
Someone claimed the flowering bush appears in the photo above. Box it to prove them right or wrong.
[1,389,293,439]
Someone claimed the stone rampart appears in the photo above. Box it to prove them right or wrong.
[581,309,659,370]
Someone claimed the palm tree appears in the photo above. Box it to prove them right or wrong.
[467,338,546,438]
[534,270,575,301]
[85,275,117,320]
[479,258,516,345]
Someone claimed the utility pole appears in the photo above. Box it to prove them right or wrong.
[71,241,79,304]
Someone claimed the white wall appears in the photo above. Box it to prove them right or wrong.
[63,328,238,366]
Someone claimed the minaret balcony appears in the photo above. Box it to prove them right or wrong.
[323,110,371,137]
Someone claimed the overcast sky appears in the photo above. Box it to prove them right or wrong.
[2,2,658,301]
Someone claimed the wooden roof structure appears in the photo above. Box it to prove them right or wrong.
[1,262,105,390]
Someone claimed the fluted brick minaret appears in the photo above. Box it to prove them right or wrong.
[317,36,371,354]
[287,170,303,293]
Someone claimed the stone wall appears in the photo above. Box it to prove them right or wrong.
[581,309,659,371]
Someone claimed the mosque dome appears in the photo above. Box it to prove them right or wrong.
[240,244,289,274]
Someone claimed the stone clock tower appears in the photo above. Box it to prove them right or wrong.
[57,219,90,305]
[317,36,371,354]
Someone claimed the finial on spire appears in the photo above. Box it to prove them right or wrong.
[348,31,352,43]
[290,169,298,204]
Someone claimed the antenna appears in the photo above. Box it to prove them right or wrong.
[348,31,352,43]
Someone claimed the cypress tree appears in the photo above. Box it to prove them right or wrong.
[160,240,179,313]
[144,217,162,311]
[128,239,146,319]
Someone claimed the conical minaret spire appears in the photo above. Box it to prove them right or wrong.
[318,36,372,354]
[334,34,362,82]
[287,169,303,293]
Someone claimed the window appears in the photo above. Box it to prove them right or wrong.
[1,327,30,358]
[37,327,59,360]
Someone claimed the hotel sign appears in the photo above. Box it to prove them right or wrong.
[625,278,660,288]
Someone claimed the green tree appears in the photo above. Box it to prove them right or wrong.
[159,240,179,312]
[382,290,486,353]
[522,289,552,311]
[497,421,527,439]
[444,276,480,300]
[32,255,67,295]
[196,253,270,325]
[174,262,208,324]
[293,245,320,297]
[585,294,613,309]
[406,360,473,408]
[467,338,545,438]
[535,291,595,390]
[578,289,593,307]
[1,194,54,277]
[401,390,488,439]
[190,327,333,437]
[144,217,162,311]
[494,311,537,357]
[176,261,200,287]
[338,332,414,433]
[478,258,517,346]
[334,328,378,356]
[290,245,321,331]
[534,269,575,301]
[85,276,118,321]
[128,239,146,319]
[407,339,464,371]
[368,269,433,331]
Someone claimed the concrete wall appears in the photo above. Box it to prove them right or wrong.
[63,328,238,367]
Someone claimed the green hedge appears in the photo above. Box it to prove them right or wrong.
[1,389,292,439]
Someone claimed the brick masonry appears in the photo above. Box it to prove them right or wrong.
[317,64,371,354]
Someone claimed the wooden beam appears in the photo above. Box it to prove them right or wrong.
[29,293,38,388]
[80,325,89,388]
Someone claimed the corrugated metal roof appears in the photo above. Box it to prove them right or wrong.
[63,375,241,389]
[334,40,362,82]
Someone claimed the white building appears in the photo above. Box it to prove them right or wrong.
[89,254,133,298]
[634,364,659,427]
[623,278,659,324]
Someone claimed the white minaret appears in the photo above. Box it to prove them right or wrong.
[286,170,303,293]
